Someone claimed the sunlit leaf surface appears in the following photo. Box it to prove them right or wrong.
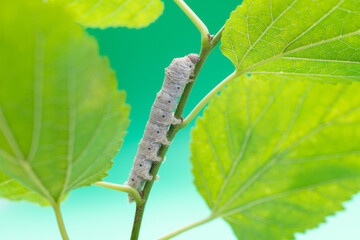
[221,0,360,80]
[0,0,130,205]
[51,0,164,28]
[191,74,360,239]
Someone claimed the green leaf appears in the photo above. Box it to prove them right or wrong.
[191,74,360,240]
[50,0,164,28]
[221,0,360,79]
[0,0,130,206]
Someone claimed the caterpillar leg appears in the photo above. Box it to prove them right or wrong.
[171,113,182,125]
[160,113,181,125]
[135,159,153,181]
[160,136,171,145]
[128,194,134,203]
[150,154,162,162]
[171,118,182,125]
[139,171,153,181]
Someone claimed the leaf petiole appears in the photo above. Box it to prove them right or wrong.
[94,181,144,206]
[180,71,238,128]
[157,215,215,240]
[53,204,69,240]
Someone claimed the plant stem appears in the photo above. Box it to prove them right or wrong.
[130,27,224,240]
[157,215,215,240]
[53,204,69,240]
[94,181,143,206]
[180,71,238,128]
[129,12,226,240]
[173,0,209,44]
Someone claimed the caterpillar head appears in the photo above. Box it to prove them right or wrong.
[184,53,200,72]
[188,53,200,64]
[167,54,199,79]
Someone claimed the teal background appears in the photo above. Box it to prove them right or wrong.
[1,0,360,239]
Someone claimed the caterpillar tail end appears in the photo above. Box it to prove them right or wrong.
[161,137,171,145]
[141,173,153,181]
[128,194,135,203]
[151,155,162,162]
[124,181,134,203]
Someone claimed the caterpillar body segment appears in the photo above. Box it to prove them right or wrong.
[149,106,182,126]
[161,80,186,98]
[144,122,171,145]
[133,153,153,181]
[126,172,144,192]
[138,136,162,162]
[155,90,179,111]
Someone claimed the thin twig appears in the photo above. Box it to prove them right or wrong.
[94,181,144,206]
[157,215,215,240]
[180,71,237,128]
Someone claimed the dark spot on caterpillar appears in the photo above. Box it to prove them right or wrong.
[148,147,151,150]
[168,100,171,103]
[131,178,135,181]
[140,164,143,167]
[162,115,165,118]
[157,131,160,133]
[177,87,180,89]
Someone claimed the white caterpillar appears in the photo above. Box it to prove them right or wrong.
[125,53,200,201]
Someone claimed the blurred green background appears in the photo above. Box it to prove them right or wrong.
[1,0,360,239]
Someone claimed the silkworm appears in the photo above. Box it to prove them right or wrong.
[125,53,200,201]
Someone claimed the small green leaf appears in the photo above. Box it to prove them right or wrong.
[191,74,360,239]
[221,0,360,79]
[51,0,164,28]
[0,0,130,206]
